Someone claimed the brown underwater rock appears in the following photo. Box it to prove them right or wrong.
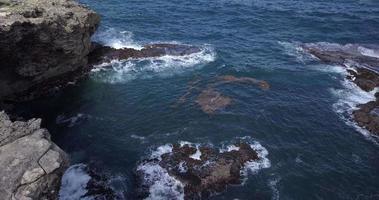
[196,88,232,114]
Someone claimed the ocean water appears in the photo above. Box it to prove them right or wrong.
[15,0,379,199]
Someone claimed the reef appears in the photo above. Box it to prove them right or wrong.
[176,75,270,114]
[136,142,260,199]
[302,43,379,136]
[0,111,69,199]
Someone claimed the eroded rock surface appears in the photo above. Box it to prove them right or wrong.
[0,111,69,199]
[137,143,259,199]
[0,0,100,101]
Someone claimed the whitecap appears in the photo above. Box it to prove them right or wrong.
[59,164,91,200]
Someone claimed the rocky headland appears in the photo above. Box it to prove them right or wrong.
[302,43,379,136]
[0,111,69,199]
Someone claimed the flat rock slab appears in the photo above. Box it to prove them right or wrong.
[0,111,69,200]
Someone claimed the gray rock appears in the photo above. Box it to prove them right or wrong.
[0,0,100,101]
[0,111,69,200]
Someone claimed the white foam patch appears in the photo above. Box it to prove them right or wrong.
[92,28,143,50]
[137,144,184,200]
[331,78,379,143]
[59,164,91,200]
[179,141,202,160]
[91,46,215,84]
[269,177,280,200]
[150,144,173,160]
[278,41,314,63]
[358,46,379,59]
[244,141,271,173]
[219,144,240,153]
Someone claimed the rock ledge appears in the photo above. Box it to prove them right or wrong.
[0,111,69,200]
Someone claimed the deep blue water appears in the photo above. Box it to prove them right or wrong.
[16,0,379,199]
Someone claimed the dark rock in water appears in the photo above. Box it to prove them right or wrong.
[303,43,379,137]
[196,88,232,114]
[0,0,100,101]
[137,143,259,199]
[88,42,202,66]
[302,43,379,92]
[347,68,379,92]
[353,97,379,136]
[0,111,69,200]
[302,43,379,72]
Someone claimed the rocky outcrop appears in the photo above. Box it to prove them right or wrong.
[302,43,379,136]
[0,111,69,199]
[137,143,259,199]
[0,0,100,101]
[88,42,202,66]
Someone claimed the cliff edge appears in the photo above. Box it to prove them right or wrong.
[0,0,100,101]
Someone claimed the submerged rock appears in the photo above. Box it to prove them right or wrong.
[0,0,100,101]
[88,42,202,66]
[176,75,269,114]
[214,75,270,90]
[136,142,260,199]
[0,111,69,200]
[196,88,232,114]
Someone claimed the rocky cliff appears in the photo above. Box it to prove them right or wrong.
[0,111,69,200]
[0,0,100,101]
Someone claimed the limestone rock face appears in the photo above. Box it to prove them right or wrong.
[0,111,69,200]
[0,0,100,101]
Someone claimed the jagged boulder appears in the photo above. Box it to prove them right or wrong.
[0,111,69,199]
[0,0,100,101]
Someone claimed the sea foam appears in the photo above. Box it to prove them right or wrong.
[59,164,92,200]
[90,28,215,84]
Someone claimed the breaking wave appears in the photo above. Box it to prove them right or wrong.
[59,164,127,200]
[92,27,143,50]
[91,46,215,83]
[90,29,215,84]
[137,144,185,200]
[59,164,91,200]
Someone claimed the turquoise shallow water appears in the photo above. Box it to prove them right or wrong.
[15,0,379,199]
